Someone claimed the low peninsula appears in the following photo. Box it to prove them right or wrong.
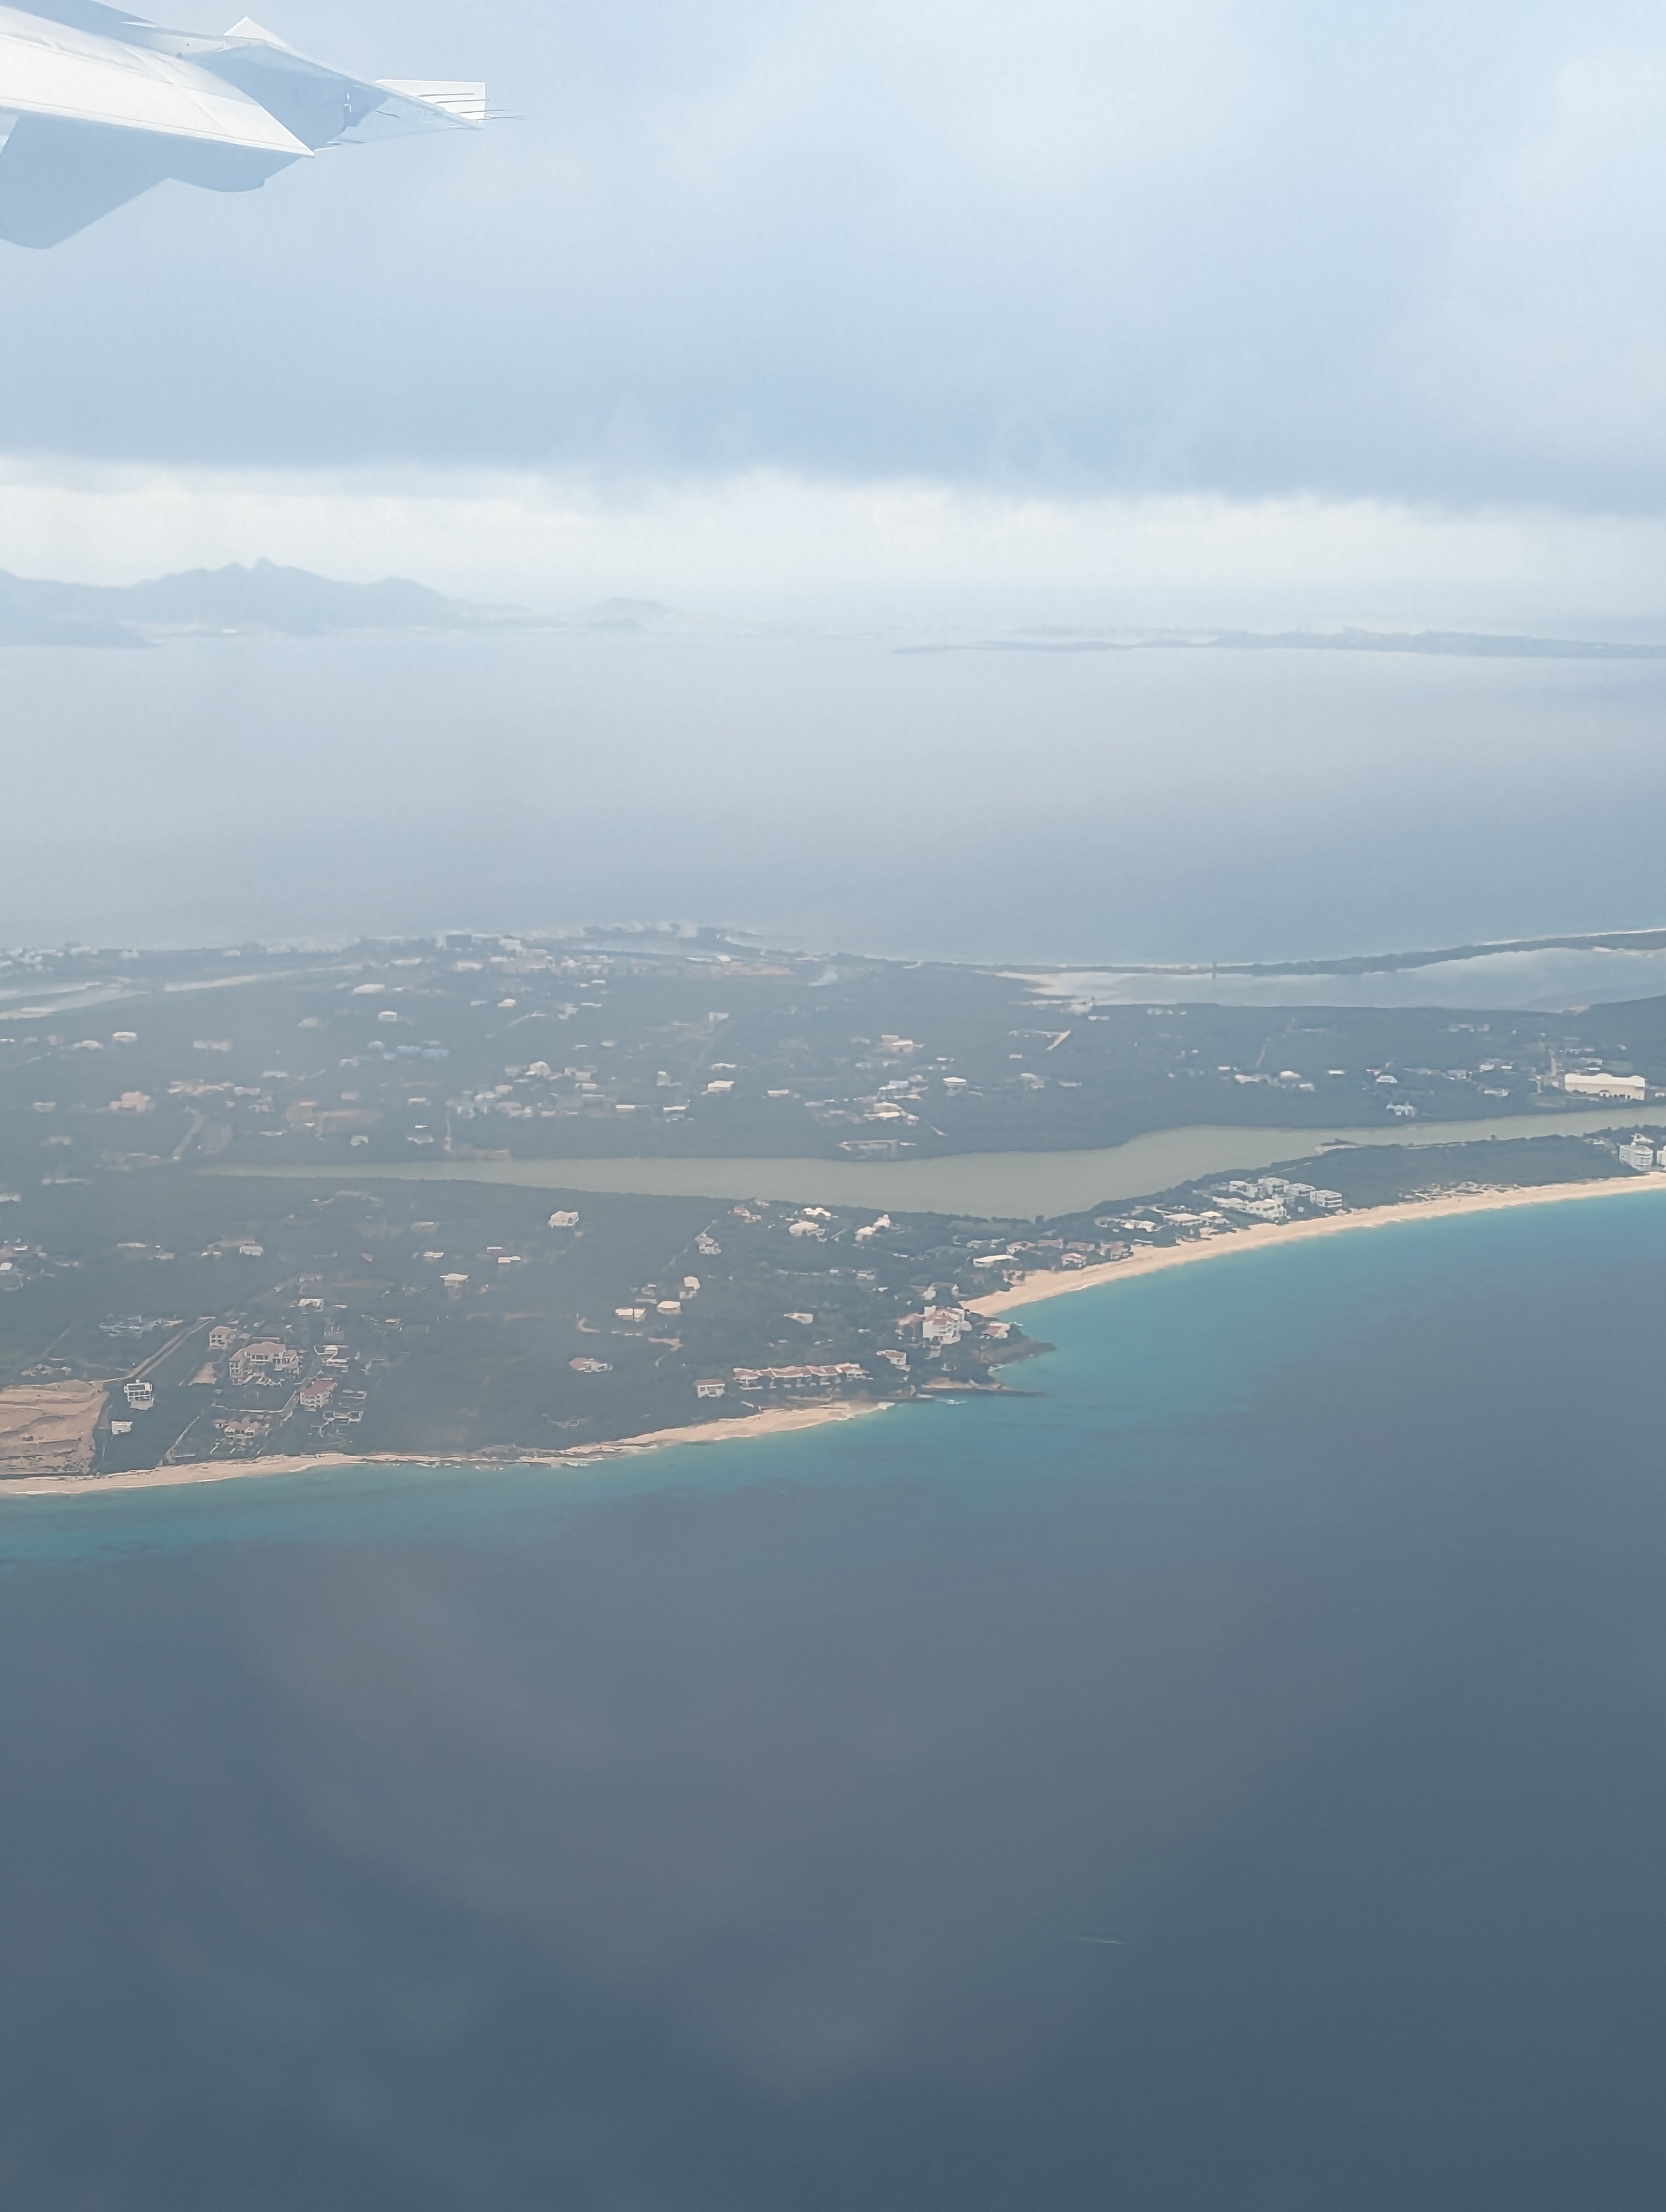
[3,928,1664,1491]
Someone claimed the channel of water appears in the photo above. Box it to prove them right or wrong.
[204,1107,1653,1217]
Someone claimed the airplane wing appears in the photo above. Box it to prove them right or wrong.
[0,106,296,245]
[181,19,485,153]
[1,2,158,33]
[0,4,482,246]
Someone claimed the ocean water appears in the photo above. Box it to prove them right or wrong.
[5,1194,1666,2208]
[5,634,1666,964]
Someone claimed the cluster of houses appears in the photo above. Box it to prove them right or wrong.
[726,1363,869,1394]
[702,1306,1014,1403]
[896,1305,1013,1349]
[214,1413,275,1447]
[1208,1175,1347,1222]
[207,1326,364,1448]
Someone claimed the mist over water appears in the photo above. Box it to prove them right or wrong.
[5,1198,1666,2208]
[4,633,1664,962]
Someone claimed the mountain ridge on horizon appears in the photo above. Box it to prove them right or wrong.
[2,561,1662,660]
[0,557,537,646]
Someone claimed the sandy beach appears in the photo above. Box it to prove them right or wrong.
[4,1175,1661,1503]
[969,1173,1666,1316]
[0,1398,890,1503]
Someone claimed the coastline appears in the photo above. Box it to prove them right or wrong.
[0,1398,890,1503]
[5,1174,1662,1503]
[969,1173,1666,1315]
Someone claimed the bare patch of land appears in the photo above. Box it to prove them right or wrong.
[0,1382,107,1475]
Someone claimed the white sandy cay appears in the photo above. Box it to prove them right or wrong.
[3,1174,1662,1503]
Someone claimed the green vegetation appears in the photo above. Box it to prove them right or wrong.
[7,929,1656,1178]
[1,931,1658,1476]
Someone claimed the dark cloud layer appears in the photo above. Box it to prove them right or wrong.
[4,0,1665,503]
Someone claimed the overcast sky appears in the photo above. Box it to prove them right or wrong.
[5,0,1666,610]
[11,2,1666,959]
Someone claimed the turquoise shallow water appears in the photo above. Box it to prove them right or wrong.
[10,1188,1658,1564]
[5,1192,1666,2208]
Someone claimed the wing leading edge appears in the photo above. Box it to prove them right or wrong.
[0,4,482,245]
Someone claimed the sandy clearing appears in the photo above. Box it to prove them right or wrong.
[0,1382,108,1476]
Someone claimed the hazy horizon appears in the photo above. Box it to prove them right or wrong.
[8,1,1666,974]
[4,0,1666,665]
[4,629,1664,968]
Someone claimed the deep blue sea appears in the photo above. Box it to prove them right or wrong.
[6,1194,1666,2209]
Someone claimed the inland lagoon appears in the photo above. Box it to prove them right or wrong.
[207,1103,1641,1216]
